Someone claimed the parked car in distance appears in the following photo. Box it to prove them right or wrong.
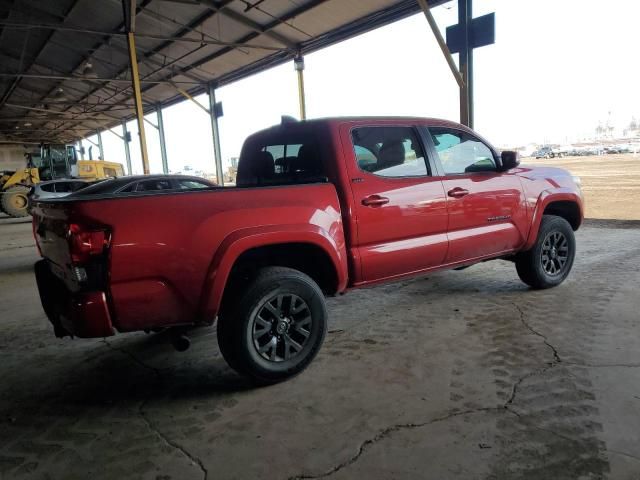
[533,146,569,159]
[32,117,584,384]
[533,146,554,159]
[68,174,217,196]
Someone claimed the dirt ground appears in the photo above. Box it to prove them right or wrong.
[525,153,640,221]
[1,216,640,479]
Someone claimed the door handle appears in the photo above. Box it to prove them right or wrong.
[447,187,469,198]
[362,195,389,207]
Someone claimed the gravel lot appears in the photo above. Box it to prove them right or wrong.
[525,153,640,221]
[1,214,639,480]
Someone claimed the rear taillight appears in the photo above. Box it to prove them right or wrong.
[68,223,108,264]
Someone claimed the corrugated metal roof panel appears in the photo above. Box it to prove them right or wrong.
[0,0,449,143]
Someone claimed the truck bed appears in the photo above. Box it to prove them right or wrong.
[32,183,347,334]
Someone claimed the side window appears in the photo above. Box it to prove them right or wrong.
[429,128,496,175]
[135,180,173,192]
[69,182,88,192]
[351,127,429,177]
[178,180,210,190]
[54,182,72,193]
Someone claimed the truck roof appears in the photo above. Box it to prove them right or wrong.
[271,116,467,128]
[247,116,474,141]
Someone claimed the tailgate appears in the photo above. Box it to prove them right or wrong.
[32,202,77,288]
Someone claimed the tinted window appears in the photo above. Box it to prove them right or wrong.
[69,181,90,192]
[135,180,173,192]
[54,182,72,193]
[351,127,429,177]
[69,178,122,195]
[237,132,324,187]
[40,184,56,192]
[178,180,211,190]
[429,128,496,174]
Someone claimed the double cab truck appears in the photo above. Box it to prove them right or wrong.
[32,117,584,383]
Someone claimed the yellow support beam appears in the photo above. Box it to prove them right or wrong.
[174,85,211,115]
[126,31,150,174]
[294,55,307,120]
[416,0,465,89]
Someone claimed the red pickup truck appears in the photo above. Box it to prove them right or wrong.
[32,117,583,383]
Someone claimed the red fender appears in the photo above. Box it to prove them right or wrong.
[198,224,348,321]
[523,188,584,251]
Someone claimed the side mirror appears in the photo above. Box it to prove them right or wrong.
[500,150,520,171]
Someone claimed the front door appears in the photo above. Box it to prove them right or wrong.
[425,127,528,264]
[342,124,449,283]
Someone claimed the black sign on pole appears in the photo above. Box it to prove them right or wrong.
[445,4,495,129]
[214,101,224,118]
[445,12,495,54]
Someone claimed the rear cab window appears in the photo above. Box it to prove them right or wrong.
[237,128,326,187]
[351,126,430,177]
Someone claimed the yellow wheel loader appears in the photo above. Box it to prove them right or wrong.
[0,144,124,218]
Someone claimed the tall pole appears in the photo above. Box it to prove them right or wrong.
[156,104,169,174]
[122,120,132,175]
[294,55,307,120]
[96,130,104,160]
[458,0,473,128]
[126,32,150,174]
[208,82,224,186]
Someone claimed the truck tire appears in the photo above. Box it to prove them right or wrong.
[1,185,30,218]
[217,266,327,384]
[515,215,576,289]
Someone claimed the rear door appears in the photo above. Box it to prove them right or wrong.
[425,126,528,263]
[341,123,449,283]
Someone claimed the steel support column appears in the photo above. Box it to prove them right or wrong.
[126,31,150,174]
[79,139,85,160]
[156,104,169,174]
[122,120,132,175]
[294,55,307,120]
[207,82,224,186]
[96,130,104,160]
[458,0,473,128]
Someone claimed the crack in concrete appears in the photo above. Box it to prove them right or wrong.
[565,362,640,368]
[101,339,161,377]
[506,303,563,407]
[287,407,499,480]
[290,302,575,479]
[139,398,209,480]
[605,448,640,463]
[513,303,562,363]
[102,339,208,479]
[505,406,640,465]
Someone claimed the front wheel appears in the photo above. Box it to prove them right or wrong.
[217,267,327,384]
[515,215,576,289]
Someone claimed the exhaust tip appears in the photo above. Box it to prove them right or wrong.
[170,332,191,352]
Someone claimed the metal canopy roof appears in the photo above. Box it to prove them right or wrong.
[0,0,448,144]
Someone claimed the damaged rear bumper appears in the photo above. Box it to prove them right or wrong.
[34,259,115,338]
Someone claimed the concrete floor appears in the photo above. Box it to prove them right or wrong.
[1,215,640,480]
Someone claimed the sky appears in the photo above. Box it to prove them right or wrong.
[87,0,640,176]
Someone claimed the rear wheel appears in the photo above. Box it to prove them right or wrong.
[217,267,327,384]
[1,185,30,218]
[516,215,576,289]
